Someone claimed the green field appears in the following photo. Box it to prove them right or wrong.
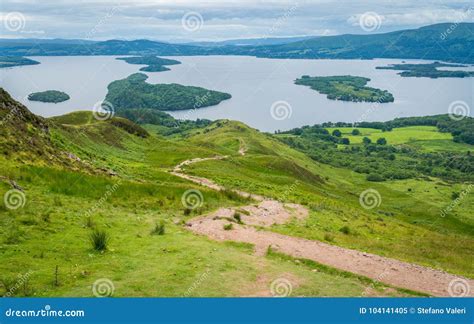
[324,126,474,154]
[327,126,451,144]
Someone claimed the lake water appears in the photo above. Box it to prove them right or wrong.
[1,55,472,132]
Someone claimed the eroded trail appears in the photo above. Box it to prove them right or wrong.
[171,155,473,297]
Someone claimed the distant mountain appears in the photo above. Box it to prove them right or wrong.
[0,23,472,63]
[240,23,474,63]
[188,36,318,47]
[0,38,203,56]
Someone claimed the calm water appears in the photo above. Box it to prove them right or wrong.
[1,55,472,132]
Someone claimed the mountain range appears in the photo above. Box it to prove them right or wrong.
[1,23,473,63]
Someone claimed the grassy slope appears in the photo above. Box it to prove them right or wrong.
[184,122,473,278]
[1,106,413,297]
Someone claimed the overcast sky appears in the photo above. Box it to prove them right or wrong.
[1,0,473,41]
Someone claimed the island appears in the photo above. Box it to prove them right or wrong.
[294,75,394,103]
[0,56,40,68]
[28,90,70,103]
[376,62,474,78]
[104,73,231,111]
[116,56,181,72]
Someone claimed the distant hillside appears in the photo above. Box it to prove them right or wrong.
[188,36,317,47]
[241,23,474,63]
[0,23,473,63]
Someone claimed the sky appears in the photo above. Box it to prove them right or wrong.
[1,0,473,42]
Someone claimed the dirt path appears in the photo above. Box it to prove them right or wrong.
[238,138,247,156]
[171,155,473,297]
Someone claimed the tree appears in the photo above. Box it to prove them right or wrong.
[332,129,342,137]
[340,138,350,145]
[352,129,360,135]
[376,137,387,145]
[362,137,372,145]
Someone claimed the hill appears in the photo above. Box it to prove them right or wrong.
[0,89,472,297]
[243,23,474,63]
[0,23,473,63]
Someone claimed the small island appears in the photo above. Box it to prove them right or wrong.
[295,75,394,103]
[104,73,231,111]
[0,56,40,68]
[28,90,70,103]
[376,62,474,78]
[117,56,181,72]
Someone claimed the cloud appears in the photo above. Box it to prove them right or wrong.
[348,7,474,30]
[1,0,473,41]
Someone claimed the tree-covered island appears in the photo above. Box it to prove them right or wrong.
[295,75,394,103]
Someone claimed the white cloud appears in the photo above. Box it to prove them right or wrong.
[1,1,473,40]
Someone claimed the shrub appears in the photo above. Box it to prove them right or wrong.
[233,212,242,224]
[352,129,360,135]
[340,138,350,145]
[324,233,335,242]
[151,221,165,235]
[89,229,109,251]
[376,138,387,145]
[366,174,385,182]
[339,226,351,235]
[362,137,372,145]
[223,223,233,231]
[332,129,342,137]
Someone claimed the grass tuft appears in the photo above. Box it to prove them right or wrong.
[89,229,109,251]
[151,221,166,235]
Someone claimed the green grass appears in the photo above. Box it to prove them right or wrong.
[1,114,417,297]
[0,103,472,298]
